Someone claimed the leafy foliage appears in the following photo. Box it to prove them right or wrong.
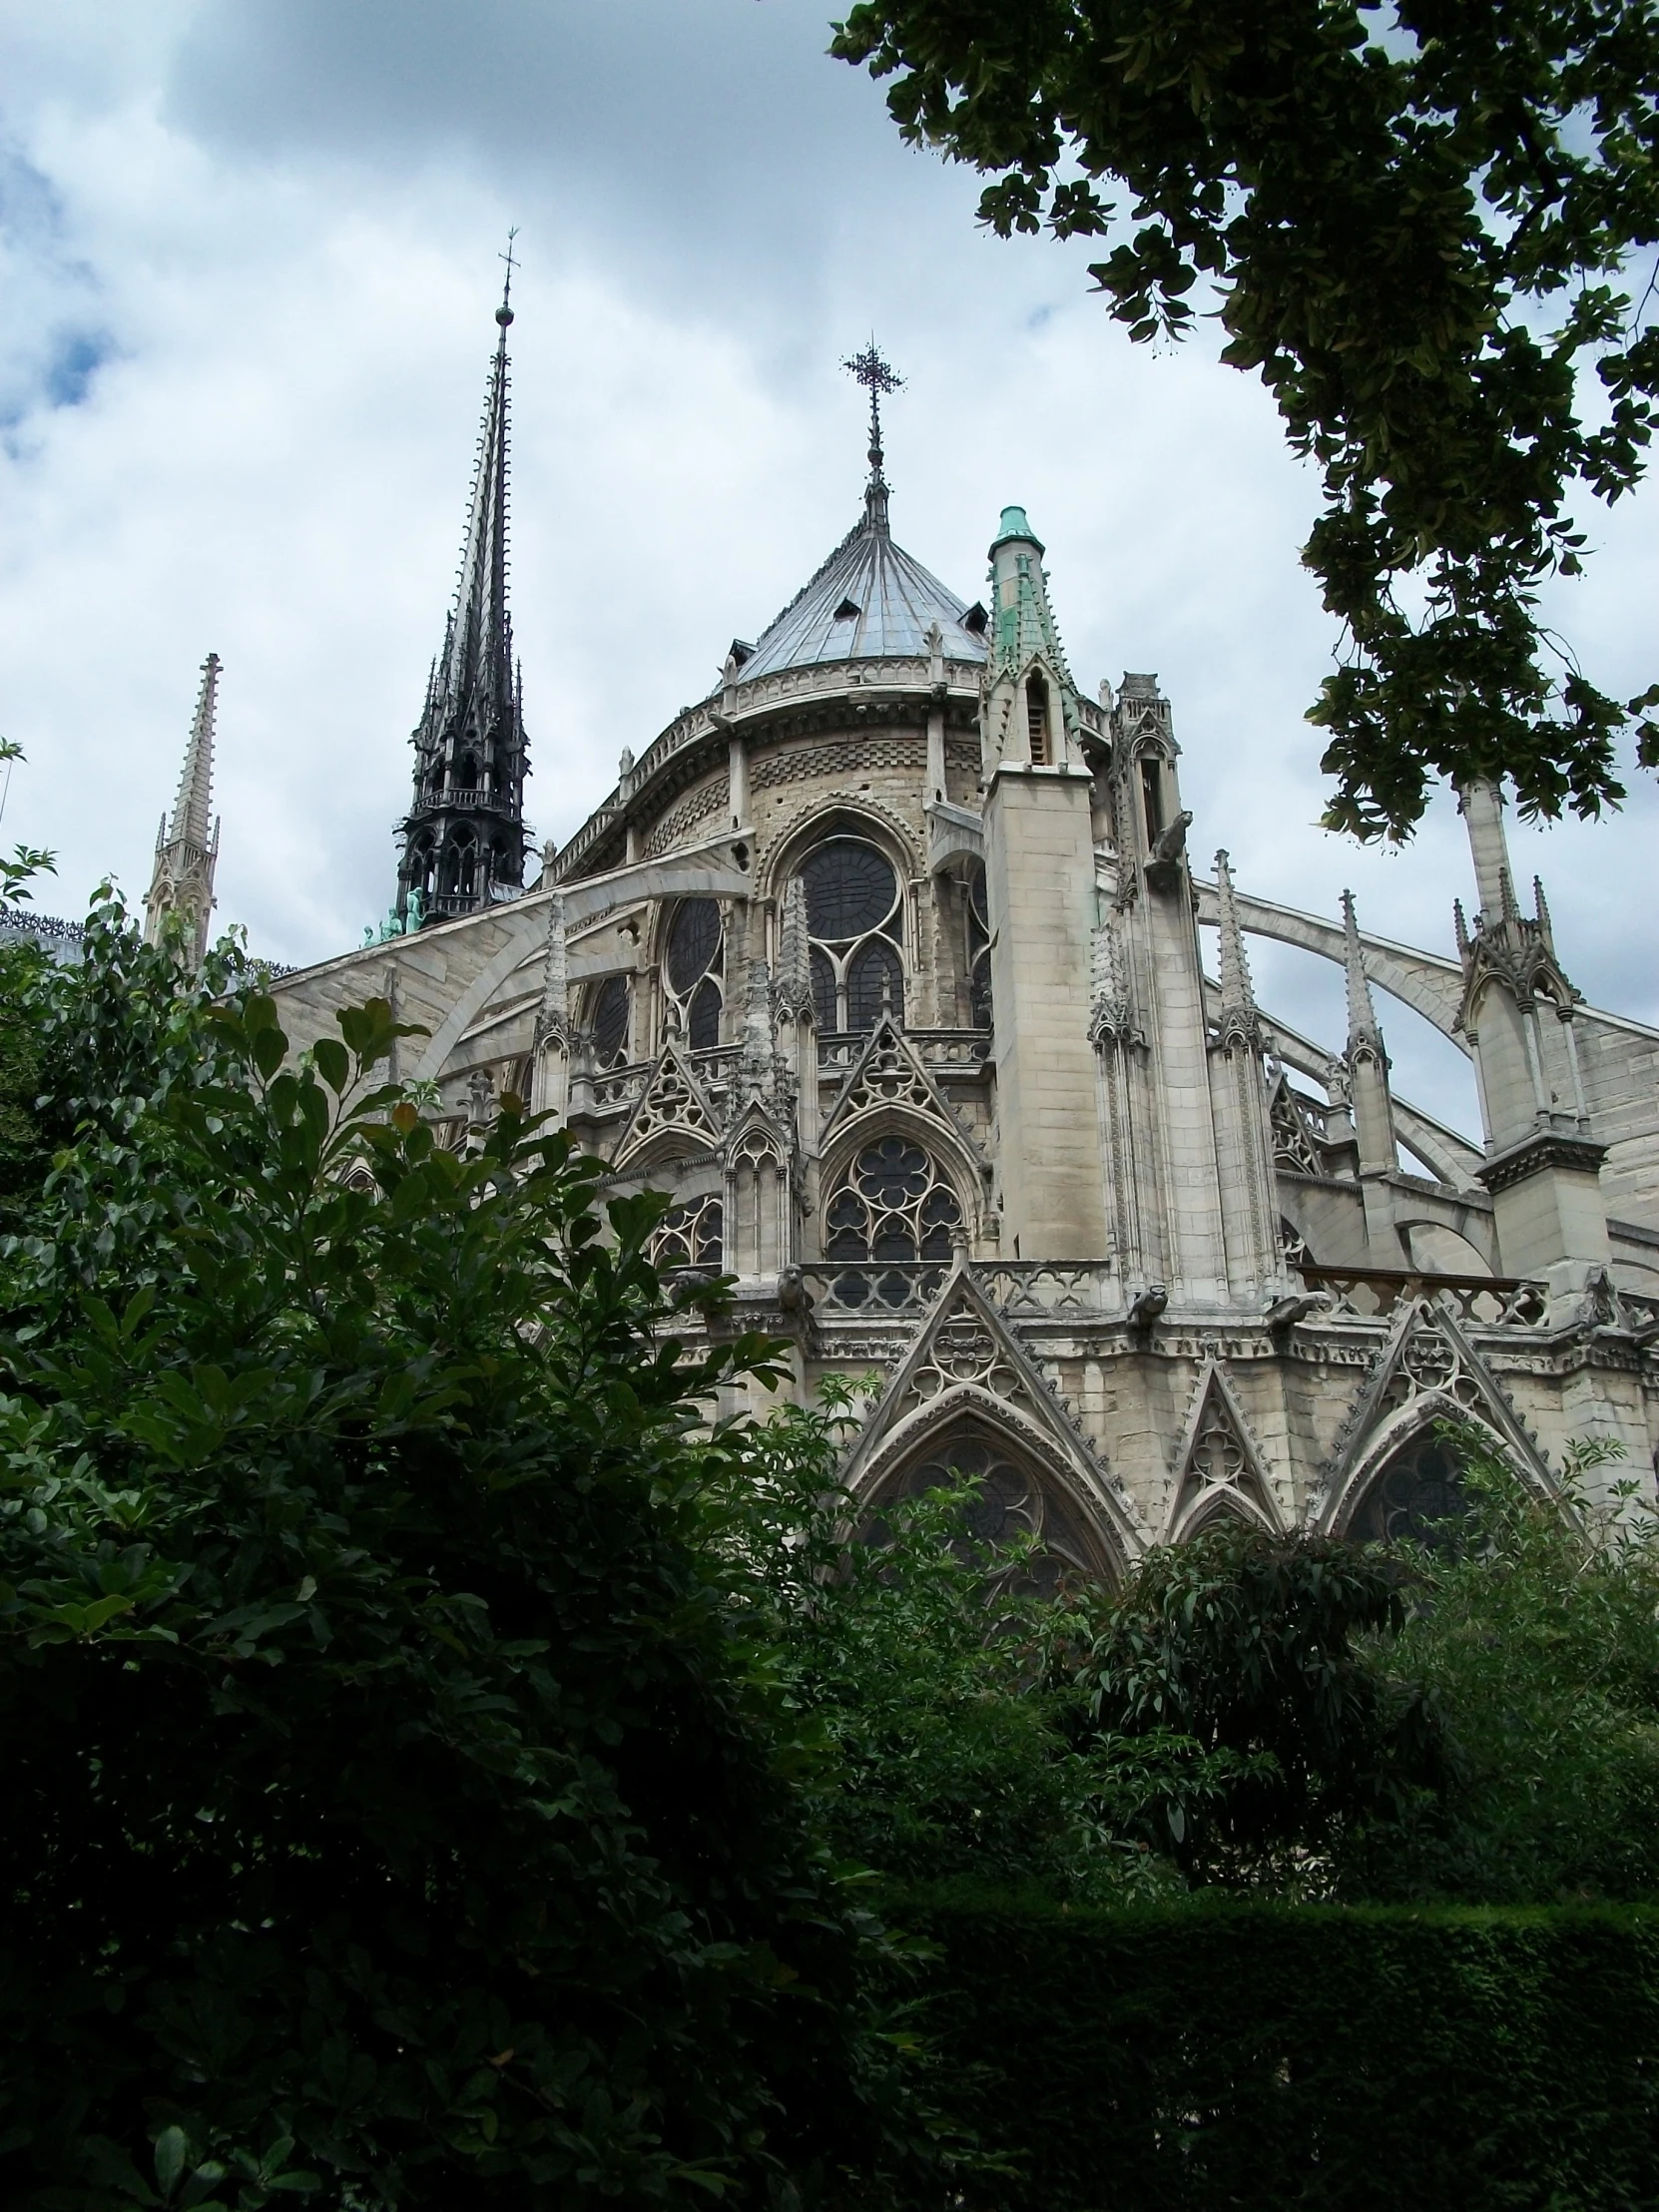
[1355,1425,1659,1901]
[831,0,1659,837]
[0,899,928,2212]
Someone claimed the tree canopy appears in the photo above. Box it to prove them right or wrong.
[831,0,1659,838]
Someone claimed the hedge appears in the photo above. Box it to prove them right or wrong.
[894,1893,1659,2211]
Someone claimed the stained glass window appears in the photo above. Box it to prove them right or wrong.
[1350,1433,1469,1551]
[823,1138,960,1306]
[875,1431,1100,1594]
[662,897,724,1051]
[647,1192,724,1273]
[797,837,904,1031]
[591,975,630,1066]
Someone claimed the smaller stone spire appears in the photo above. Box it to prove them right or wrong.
[842,338,902,534]
[1341,889,1396,1177]
[1341,889,1385,1060]
[1213,850,1261,1044]
[144,653,222,969]
[739,944,776,1103]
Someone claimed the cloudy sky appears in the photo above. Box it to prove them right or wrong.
[2,0,1655,1139]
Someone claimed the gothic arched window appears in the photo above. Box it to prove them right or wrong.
[647,1192,724,1273]
[876,1429,1103,1594]
[823,1136,960,1306]
[965,860,992,1031]
[590,975,631,1068]
[1349,1431,1469,1551]
[663,898,723,1052]
[799,837,905,1033]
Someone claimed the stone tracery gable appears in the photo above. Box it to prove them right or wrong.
[820,1015,987,1169]
[1310,1294,1555,1534]
[1166,1359,1283,1540]
[612,1044,722,1169]
[839,1262,1147,1564]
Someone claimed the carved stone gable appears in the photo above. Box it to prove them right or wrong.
[1167,1360,1280,1538]
[614,1045,722,1167]
[821,1014,982,1161]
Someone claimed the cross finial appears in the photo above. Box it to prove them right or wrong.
[496,228,519,328]
[842,338,902,529]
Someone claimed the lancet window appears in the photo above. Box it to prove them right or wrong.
[823,1136,960,1306]
[589,975,631,1068]
[662,898,724,1052]
[799,837,905,1033]
[1349,1432,1468,1551]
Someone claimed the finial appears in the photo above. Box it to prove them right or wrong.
[842,337,902,530]
[496,228,519,328]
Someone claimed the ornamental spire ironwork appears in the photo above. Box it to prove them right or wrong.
[396,238,529,926]
[144,652,222,969]
[842,338,902,534]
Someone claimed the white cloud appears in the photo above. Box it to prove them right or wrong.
[0,0,1653,1144]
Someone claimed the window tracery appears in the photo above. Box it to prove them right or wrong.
[799,837,905,1033]
[824,1136,960,1307]
[1349,1432,1468,1550]
[646,1192,724,1273]
[663,897,724,1051]
[879,1430,1098,1595]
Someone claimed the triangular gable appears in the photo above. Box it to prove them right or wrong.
[722,1094,793,1171]
[839,1260,1146,1560]
[613,1044,722,1169]
[1313,1294,1554,1532]
[820,1014,984,1165]
[1166,1358,1282,1540]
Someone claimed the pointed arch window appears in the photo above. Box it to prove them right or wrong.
[875,1429,1105,1594]
[1349,1432,1468,1551]
[824,1136,960,1306]
[799,836,905,1033]
[663,898,724,1052]
[590,975,631,1068]
[647,1192,724,1273]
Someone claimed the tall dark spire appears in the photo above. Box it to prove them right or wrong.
[396,238,529,925]
[842,338,902,534]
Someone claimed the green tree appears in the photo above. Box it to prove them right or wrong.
[1356,1425,1659,1902]
[831,0,1659,838]
[0,898,930,2212]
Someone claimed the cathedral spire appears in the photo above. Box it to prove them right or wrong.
[842,339,901,534]
[144,653,221,969]
[1342,888,1396,1176]
[396,241,530,926]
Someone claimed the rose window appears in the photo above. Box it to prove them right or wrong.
[663,898,723,1052]
[799,837,905,1033]
[823,1137,960,1307]
[646,1191,724,1273]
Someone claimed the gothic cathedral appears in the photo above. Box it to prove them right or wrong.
[151,290,1659,1571]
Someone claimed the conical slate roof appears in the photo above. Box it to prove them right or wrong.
[738,503,987,683]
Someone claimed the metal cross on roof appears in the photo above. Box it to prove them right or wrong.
[842,340,903,523]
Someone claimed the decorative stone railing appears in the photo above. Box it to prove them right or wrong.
[798,1257,1116,1320]
[817,1026,992,1073]
[1296,1265,1547,1327]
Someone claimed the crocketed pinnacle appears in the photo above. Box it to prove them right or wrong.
[1342,889,1385,1057]
[1214,850,1260,1036]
